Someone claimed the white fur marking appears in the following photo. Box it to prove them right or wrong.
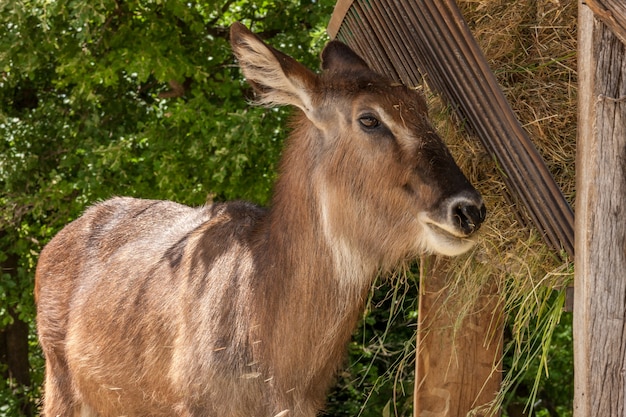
[418,213,476,256]
[236,36,313,114]
[79,404,98,417]
[317,187,369,290]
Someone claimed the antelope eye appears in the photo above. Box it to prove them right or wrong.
[358,115,381,129]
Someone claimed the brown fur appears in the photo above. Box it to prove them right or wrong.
[35,23,485,417]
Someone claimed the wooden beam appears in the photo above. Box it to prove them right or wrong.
[414,256,502,417]
[327,0,352,40]
[574,3,626,416]
[585,0,626,45]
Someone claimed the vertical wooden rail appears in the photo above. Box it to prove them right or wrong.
[415,257,502,417]
[574,3,626,417]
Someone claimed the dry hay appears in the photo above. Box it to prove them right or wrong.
[424,0,577,412]
[427,0,576,283]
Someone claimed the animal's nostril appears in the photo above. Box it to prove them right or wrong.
[453,202,486,234]
[479,203,487,223]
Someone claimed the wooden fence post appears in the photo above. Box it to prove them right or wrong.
[414,256,502,417]
[574,3,626,416]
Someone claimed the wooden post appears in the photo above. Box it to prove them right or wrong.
[414,256,502,417]
[574,3,626,416]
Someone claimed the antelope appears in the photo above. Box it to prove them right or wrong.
[35,22,486,417]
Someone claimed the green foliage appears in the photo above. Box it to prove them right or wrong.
[0,0,333,414]
[501,292,574,417]
[327,268,419,417]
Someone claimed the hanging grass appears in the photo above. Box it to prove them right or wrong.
[427,0,576,414]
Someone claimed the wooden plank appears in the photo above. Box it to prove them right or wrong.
[574,3,626,416]
[585,0,626,45]
[415,256,502,417]
[328,0,353,39]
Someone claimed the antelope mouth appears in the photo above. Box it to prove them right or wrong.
[420,217,477,257]
[428,222,475,242]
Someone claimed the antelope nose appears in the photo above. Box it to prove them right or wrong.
[451,198,486,235]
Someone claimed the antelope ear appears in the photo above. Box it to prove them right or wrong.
[321,41,370,72]
[230,22,317,115]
